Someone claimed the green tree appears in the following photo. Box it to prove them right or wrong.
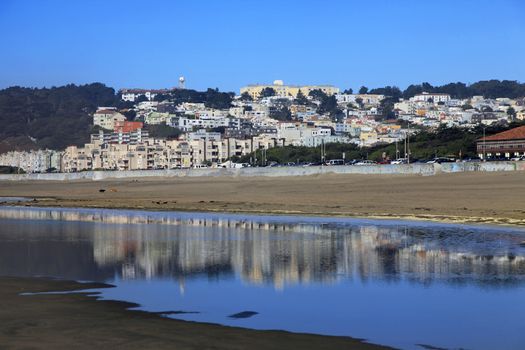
[368,86,402,100]
[240,92,253,101]
[318,95,338,115]
[146,123,183,139]
[270,107,292,121]
[204,88,234,109]
[295,89,309,105]
[308,89,328,101]
[135,95,148,103]
[0,83,119,151]
[260,87,276,98]
[358,86,369,94]
[507,107,516,120]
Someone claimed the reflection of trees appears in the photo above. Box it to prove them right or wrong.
[0,207,524,288]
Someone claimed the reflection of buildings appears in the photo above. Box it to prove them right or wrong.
[1,207,525,289]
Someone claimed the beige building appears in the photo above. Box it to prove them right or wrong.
[61,134,281,172]
[240,80,339,100]
[93,109,126,130]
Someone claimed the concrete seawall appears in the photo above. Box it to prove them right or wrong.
[1,161,524,181]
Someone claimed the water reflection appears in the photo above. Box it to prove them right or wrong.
[0,207,524,289]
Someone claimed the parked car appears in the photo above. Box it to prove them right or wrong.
[486,156,509,161]
[390,158,408,165]
[427,157,455,164]
[461,157,481,162]
[355,160,377,166]
[345,159,359,165]
[327,159,345,166]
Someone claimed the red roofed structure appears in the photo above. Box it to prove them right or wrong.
[477,126,525,159]
[114,121,143,133]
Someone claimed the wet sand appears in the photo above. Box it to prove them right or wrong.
[1,171,525,226]
[0,277,393,349]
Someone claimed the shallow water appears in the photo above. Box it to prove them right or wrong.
[1,206,524,350]
[0,196,33,202]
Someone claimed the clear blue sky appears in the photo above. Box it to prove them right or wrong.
[1,0,524,93]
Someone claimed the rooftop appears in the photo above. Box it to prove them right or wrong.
[479,125,525,141]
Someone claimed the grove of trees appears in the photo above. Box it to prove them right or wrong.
[0,83,119,152]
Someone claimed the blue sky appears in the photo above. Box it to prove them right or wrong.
[0,0,524,93]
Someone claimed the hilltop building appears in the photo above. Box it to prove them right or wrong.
[411,92,451,103]
[120,89,173,102]
[240,80,339,99]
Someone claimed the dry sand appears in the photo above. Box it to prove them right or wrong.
[1,171,525,226]
[0,277,393,350]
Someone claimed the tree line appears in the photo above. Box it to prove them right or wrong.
[154,88,234,110]
[358,80,525,100]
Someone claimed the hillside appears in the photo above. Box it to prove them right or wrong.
[237,122,525,164]
[0,83,118,152]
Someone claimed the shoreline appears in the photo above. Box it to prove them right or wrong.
[1,171,525,228]
[0,276,394,349]
[3,200,525,229]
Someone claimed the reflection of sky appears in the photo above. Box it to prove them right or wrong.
[98,277,525,350]
[1,207,525,350]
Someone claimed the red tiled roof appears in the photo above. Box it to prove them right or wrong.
[479,126,525,141]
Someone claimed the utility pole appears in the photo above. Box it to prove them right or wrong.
[320,139,325,165]
[403,132,407,160]
[227,137,230,166]
[407,122,411,164]
[483,126,486,161]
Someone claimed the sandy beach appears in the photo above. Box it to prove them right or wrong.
[1,171,524,349]
[1,171,525,226]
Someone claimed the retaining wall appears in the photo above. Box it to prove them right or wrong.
[0,161,523,181]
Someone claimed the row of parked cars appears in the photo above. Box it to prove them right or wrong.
[264,156,525,167]
[216,155,525,169]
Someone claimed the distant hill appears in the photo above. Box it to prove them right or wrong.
[0,83,118,152]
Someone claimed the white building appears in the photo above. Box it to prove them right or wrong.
[336,94,385,107]
[120,89,167,102]
[0,150,62,173]
[411,92,451,103]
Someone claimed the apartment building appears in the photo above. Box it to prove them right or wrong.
[240,80,339,99]
[61,133,281,172]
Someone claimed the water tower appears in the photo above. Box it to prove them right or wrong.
[178,76,186,89]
